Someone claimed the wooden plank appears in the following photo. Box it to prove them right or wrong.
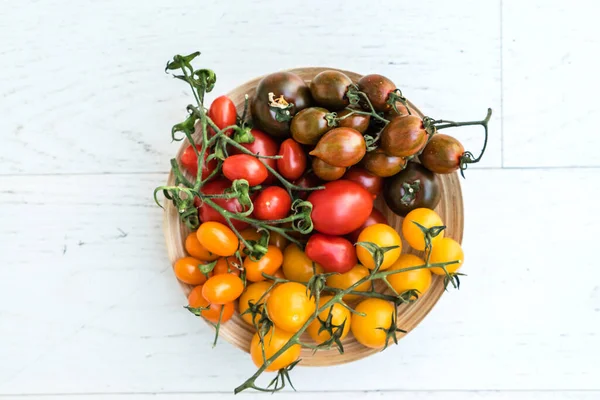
[0,0,501,175]
[0,169,598,394]
[502,0,600,167]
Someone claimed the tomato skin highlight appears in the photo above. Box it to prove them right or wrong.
[305,233,357,274]
[351,298,395,349]
[180,145,217,179]
[208,95,237,136]
[277,139,307,181]
[197,221,239,257]
[222,154,268,186]
[197,179,249,231]
[253,186,292,221]
[174,257,209,285]
[266,282,316,333]
[356,223,402,270]
[231,129,279,184]
[202,273,244,305]
[308,180,373,235]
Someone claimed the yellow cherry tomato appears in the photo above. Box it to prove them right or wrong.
[356,223,402,270]
[401,208,444,251]
[197,221,239,257]
[325,264,371,300]
[282,244,324,282]
[351,298,395,349]
[250,327,301,371]
[244,245,284,282]
[386,254,431,299]
[185,232,220,261]
[238,281,274,326]
[428,238,464,275]
[267,282,316,333]
[306,296,351,344]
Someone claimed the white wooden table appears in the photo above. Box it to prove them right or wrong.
[1,1,599,399]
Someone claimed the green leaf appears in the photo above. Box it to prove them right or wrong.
[198,260,217,276]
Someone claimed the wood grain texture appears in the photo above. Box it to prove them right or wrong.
[502,0,600,167]
[1,170,599,395]
[163,67,464,365]
[0,0,501,175]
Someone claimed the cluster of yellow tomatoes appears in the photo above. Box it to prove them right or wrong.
[173,207,463,371]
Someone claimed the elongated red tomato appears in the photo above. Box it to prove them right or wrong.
[180,145,217,179]
[208,96,237,136]
[196,179,249,230]
[222,154,268,186]
[277,139,307,181]
[305,234,357,274]
[307,180,373,235]
[232,129,279,184]
[253,186,292,221]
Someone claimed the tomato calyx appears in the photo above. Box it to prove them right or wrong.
[268,92,295,122]
[314,309,348,354]
[354,241,400,273]
[375,308,407,351]
[400,180,421,206]
[386,89,411,116]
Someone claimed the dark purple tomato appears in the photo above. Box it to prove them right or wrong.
[384,162,441,217]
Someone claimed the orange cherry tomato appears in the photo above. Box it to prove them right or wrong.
[428,238,464,275]
[185,232,220,261]
[244,245,284,282]
[238,281,274,326]
[197,221,239,257]
[187,285,234,323]
[267,282,316,333]
[401,208,445,251]
[282,244,324,282]
[202,274,244,304]
[272,269,286,279]
[351,298,395,349]
[174,257,209,285]
[386,254,431,299]
[325,264,371,300]
[212,257,241,276]
[306,296,351,344]
[356,223,402,270]
[250,327,301,371]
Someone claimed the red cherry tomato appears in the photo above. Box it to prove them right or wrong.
[253,186,292,221]
[305,233,357,274]
[292,173,323,200]
[307,180,373,235]
[346,208,389,243]
[196,179,249,230]
[277,139,307,181]
[222,154,268,186]
[232,129,279,184]
[180,145,217,179]
[343,167,383,199]
[208,96,237,136]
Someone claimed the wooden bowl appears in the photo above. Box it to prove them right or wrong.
[163,68,464,366]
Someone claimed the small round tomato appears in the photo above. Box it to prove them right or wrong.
[267,282,316,333]
[277,139,307,181]
[185,232,219,261]
[402,208,445,251]
[343,167,383,199]
[381,115,427,157]
[180,145,217,179]
[351,298,395,349]
[244,245,284,282]
[357,74,396,112]
[253,187,292,221]
[305,234,357,274]
[250,328,301,371]
[307,296,351,344]
[188,285,235,323]
[428,238,464,275]
[197,179,249,231]
[311,157,346,181]
[232,129,279,184]
[347,208,388,244]
[325,264,371,300]
[282,244,324,282]
[308,180,373,236]
[386,254,431,299]
[238,281,273,326]
[309,70,352,110]
[291,107,331,145]
[208,95,237,136]
[384,162,441,217]
[202,274,244,305]
[337,108,370,134]
[420,134,465,174]
[212,257,241,276]
[197,221,239,257]
[356,224,402,270]
[309,127,366,168]
[361,149,407,177]
[222,154,268,186]
[174,257,209,285]
[269,231,289,250]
